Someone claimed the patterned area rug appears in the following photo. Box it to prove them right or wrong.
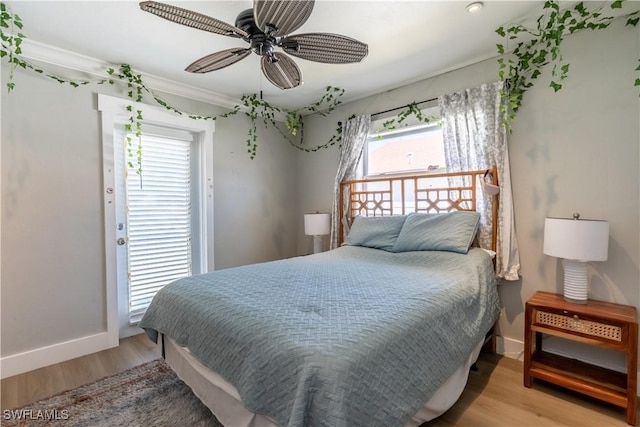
[3,359,223,426]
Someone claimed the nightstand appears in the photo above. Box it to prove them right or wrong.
[524,291,638,426]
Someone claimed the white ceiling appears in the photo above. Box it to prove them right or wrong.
[8,1,548,110]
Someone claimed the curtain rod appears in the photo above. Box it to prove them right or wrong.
[371,97,438,119]
[338,97,438,126]
[339,80,508,125]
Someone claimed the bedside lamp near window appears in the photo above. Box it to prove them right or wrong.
[543,213,609,303]
[304,213,330,254]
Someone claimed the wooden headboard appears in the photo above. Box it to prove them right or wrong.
[339,166,499,251]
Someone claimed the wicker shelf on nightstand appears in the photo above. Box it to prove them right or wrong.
[524,291,638,426]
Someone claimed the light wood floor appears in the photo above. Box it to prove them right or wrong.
[1,333,160,410]
[1,336,635,426]
[428,352,634,426]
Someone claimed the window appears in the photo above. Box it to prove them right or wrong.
[361,105,445,177]
[364,124,445,176]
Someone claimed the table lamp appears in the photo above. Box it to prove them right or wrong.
[543,213,609,303]
[304,213,330,254]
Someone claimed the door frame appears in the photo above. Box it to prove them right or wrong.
[99,93,215,342]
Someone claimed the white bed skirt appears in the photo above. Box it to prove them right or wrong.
[162,335,484,427]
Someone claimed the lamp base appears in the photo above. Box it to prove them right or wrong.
[562,259,589,304]
[313,235,324,254]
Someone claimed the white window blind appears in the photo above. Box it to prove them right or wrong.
[126,132,193,324]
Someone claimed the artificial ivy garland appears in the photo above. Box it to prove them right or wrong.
[379,102,436,132]
[496,0,639,131]
[3,1,639,151]
[1,1,450,170]
[0,2,349,166]
[12,1,633,166]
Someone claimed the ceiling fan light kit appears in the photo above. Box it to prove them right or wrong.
[139,0,368,90]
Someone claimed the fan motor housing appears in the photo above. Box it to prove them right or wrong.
[235,9,276,57]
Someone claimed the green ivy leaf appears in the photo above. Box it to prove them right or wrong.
[532,49,548,64]
[610,0,623,9]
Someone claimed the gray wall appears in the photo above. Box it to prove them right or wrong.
[296,18,639,351]
[1,68,298,357]
[213,114,299,269]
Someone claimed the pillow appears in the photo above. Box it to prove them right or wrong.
[391,211,480,254]
[479,248,497,258]
[343,215,407,251]
[470,234,497,258]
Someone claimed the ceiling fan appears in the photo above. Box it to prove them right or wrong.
[139,0,369,90]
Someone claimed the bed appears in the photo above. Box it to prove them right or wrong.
[139,167,501,427]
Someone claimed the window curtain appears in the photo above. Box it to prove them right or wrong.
[330,115,371,249]
[438,81,520,281]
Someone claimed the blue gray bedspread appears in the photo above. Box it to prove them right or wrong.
[140,246,500,427]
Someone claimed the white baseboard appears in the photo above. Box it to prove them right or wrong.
[496,335,525,361]
[495,335,640,397]
[0,331,118,379]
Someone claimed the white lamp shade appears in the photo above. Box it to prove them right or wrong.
[543,217,609,261]
[304,213,330,236]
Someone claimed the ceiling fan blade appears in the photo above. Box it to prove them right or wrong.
[261,53,302,90]
[281,33,368,64]
[253,0,314,36]
[140,1,248,38]
[186,48,252,73]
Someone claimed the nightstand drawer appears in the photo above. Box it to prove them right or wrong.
[535,310,623,342]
